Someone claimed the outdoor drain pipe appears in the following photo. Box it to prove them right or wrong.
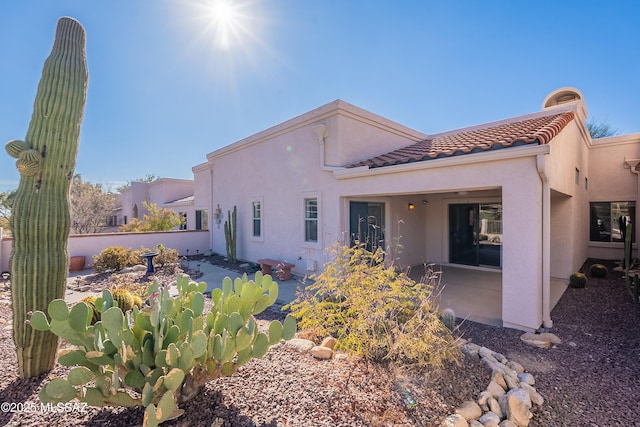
[536,154,553,328]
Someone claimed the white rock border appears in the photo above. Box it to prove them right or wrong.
[441,341,544,427]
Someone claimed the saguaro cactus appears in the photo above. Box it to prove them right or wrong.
[5,17,88,378]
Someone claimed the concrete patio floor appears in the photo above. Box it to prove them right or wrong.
[408,264,568,328]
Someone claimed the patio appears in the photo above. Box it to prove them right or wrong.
[409,264,568,328]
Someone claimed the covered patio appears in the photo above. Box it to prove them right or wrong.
[408,265,568,328]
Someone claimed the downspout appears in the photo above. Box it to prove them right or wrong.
[536,154,553,328]
[312,124,340,172]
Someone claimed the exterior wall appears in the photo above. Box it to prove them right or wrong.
[117,179,198,230]
[326,108,427,166]
[546,121,591,278]
[587,133,640,259]
[207,112,547,330]
[0,228,9,272]
[0,229,209,272]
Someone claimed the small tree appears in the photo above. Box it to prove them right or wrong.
[69,175,117,234]
[0,190,15,232]
[587,118,619,139]
[119,201,184,232]
[287,242,461,370]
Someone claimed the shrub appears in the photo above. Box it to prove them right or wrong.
[132,245,180,271]
[119,201,184,232]
[92,246,139,273]
[28,273,296,426]
[590,263,608,278]
[286,242,461,370]
[569,272,587,288]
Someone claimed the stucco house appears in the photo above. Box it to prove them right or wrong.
[192,87,639,331]
[116,178,208,231]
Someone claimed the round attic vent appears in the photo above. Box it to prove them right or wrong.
[542,87,587,121]
[542,87,584,109]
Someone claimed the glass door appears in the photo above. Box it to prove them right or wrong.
[449,203,502,267]
[350,201,385,251]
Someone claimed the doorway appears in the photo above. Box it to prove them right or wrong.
[449,203,502,267]
[349,201,385,251]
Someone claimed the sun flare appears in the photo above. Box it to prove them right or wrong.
[206,0,243,51]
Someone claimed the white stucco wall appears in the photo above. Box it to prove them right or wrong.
[545,121,591,278]
[200,96,640,331]
[587,133,640,259]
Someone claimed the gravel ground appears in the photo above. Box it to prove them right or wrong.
[0,258,638,426]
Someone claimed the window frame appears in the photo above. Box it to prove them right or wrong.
[195,209,208,230]
[589,201,635,243]
[302,192,321,247]
[249,197,264,242]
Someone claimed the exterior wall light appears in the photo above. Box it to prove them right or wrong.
[408,203,415,211]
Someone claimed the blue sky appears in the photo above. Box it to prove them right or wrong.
[1,0,638,192]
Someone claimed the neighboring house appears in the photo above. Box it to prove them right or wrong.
[191,87,639,332]
[115,178,208,231]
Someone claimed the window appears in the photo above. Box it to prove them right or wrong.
[179,212,187,230]
[252,201,261,237]
[585,177,588,191]
[590,202,635,242]
[575,168,580,185]
[304,198,318,242]
[195,210,208,230]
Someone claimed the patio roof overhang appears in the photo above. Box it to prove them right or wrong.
[333,143,550,180]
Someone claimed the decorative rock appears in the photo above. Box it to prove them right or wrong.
[494,352,508,364]
[118,265,147,274]
[504,372,520,390]
[500,388,532,427]
[441,414,468,427]
[487,397,503,418]
[479,346,495,360]
[487,380,506,399]
[507,361,525,374]
[519,382,544,406]
[463,343,481,356]
[479,411,501,425]
[517,373,535,386]
[477,390,492,407]
[310,345,333,359]
[443,343,546,426]
[333,352,350,360]
[455,401,482,420]
[492,370,508,390]
[0,318,6,325]
[284,338,315,353]
[320,336,337,350]
[537,332,561,345]
[520,332,551,349]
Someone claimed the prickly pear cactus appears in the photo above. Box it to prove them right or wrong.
[29,273,296,426]
[5,17,88,378]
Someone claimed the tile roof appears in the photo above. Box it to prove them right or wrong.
[349,111,575,169]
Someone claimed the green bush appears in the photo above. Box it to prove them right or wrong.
[94,245,180,274]
[569,272,587,288]
[286,242,461,370]
[28,273,296,426]
[590,263,608,278]
[92,246,139,273]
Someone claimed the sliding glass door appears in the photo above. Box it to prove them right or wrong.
[449,203,502,267]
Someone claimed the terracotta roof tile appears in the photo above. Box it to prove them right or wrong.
[349,111,575,168]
